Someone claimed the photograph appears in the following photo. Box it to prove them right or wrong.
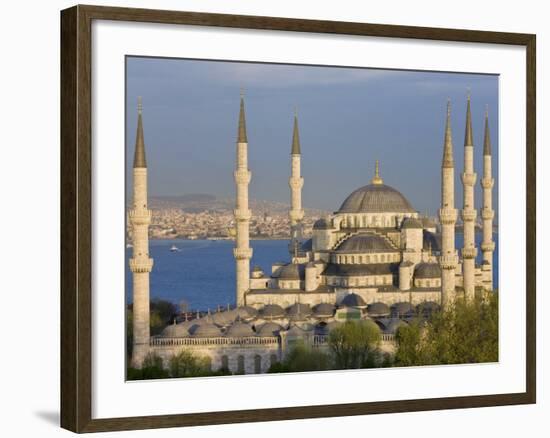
[125,57,499,379]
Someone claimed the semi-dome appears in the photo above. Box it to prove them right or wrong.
[260,304,285,319]
[257,322,283,337]
[226,321,255,337]
[340,293,367,308]
[338,184,415,214]
[335,233,397,253]
[414,262,442,278]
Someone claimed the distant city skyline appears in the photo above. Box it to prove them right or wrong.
[126,57,499,216]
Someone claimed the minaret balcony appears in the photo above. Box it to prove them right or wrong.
[481,208,495,220]
[439,208,457,224]
[461,173,477,186]
[461,247,477,259]
[461,209,477,222]
[481,177,494,189]
[234,209,252,221]
[439,254,458,269]
[129,209,152,225]
[234,169,251,184]
[129,257,153,273]
[233,247,253,260]
[289,177,304,190]
[481,242,495,252]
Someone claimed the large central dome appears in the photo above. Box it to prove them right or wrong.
[338,183,416,214]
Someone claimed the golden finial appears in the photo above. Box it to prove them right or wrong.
[137,96,143,114]
[371,160,384,185]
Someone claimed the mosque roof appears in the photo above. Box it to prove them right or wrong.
[340,293,367,308]
[313,218,332,230]
[225,321,255,337]
[191,320,222,337]
[338,183,416,214]
[235,305,258,320]
[335,233,398,253]
[414,262,442,279]
[391,302,415,316]
[323,263,397,277]
[286,303,312,319]
[312,302,335,317]
[260,304,286,319]
[274,263,305,280]
[257,322,283,337]
[367,302,391,317]
[161,321,194,337]
[401,217,423,229]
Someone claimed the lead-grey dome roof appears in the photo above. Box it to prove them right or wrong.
[191,321,222,337]
[260,304,285,319]
[274,263,305,280]
[367,302,391,317]
[335,233,397,253]
[415,262,442,278]
[257,322,283,337]
[338,184,416,214]
[401,217,423,229]
[313,302,335,317]
[340,293,367,308]
[225,321,255,337]
[286,303,312,319]
[313,218,332,230]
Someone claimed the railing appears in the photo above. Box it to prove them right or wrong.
[150,336,279,347]
[381,334,395,342]
[312,334,329,345]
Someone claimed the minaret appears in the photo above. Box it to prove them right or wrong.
[288,109,304,259]
[439,101,458,309]
[233,92,253,307]
[461,93,477,301]
[129,97,154,367]
[480,107,495,289]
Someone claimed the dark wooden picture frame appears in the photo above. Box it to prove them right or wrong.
[60,4,536,433]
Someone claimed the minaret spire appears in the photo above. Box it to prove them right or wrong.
[439,100,458,310]
[289,109,305,259]
[233,92,253,306]
[480,107,495,289]
[371,160,384,185]
[129,97,154,367]
[461,92,478,301]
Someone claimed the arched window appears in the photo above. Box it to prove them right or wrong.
[254,355,262,374]
[237,355,245,374]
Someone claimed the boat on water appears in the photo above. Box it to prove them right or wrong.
[170,244,180,252]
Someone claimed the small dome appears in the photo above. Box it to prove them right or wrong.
[161,321,194,337]
[252,265,263,272]
[192,321,222,337]
[340,293,367,308]
[367,302,391,317]
[391,302,415,316]
[260,304,286,319]
[287,303,312,319]
[257,322,283,337]
[313,302,335,318]
[335,233,397,253]
[401,217,423,229]
[226,321,255,337]
[275,263,305,280]
[338,184,415,214]
[313,218,332,230]
[235,305,258,320]
[211,309,236,326]
[415,262,441,279]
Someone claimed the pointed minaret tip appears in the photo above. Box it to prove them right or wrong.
[291,109,301,155]
[133,96,147,168]
[464,90,474,147]
[442,100,454,168]
[483,105,492,156]
[371,160,384,185]
[237,91,248,143]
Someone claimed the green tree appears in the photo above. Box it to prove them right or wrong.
[395,293,499,366]
[268,342,331,373]
[328,320,381,369]
[127,352,169,380]
[169,350,212,378]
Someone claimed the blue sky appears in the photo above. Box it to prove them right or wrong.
[126,57,499,216]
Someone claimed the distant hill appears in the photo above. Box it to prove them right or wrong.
[149,194,327,216]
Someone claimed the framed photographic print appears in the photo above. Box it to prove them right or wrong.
[60,5,536,433]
